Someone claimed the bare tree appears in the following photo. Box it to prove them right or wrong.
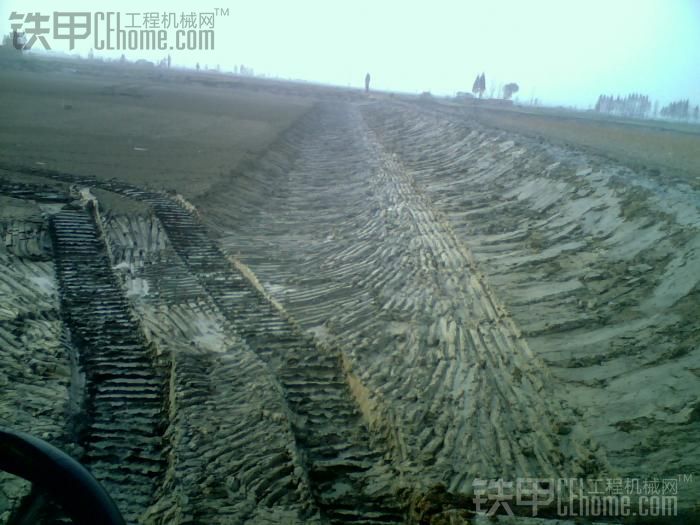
[487,80,496,99]
[472,73,486,99]
[6,29,26,51]
[472,75,480,97]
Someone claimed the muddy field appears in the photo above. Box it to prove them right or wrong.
[1,56,698,524]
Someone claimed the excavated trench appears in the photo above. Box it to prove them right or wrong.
[1,97,698,524]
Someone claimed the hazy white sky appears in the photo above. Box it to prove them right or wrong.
[2,0,699,107]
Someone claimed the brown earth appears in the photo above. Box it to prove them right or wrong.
[1,53,698,524]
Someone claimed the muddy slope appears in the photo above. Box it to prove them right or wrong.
[361,102,700,505]
[200,100,700,509]
[1,94,698,523]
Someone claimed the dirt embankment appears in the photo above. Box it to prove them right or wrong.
[433,101,700,188]
[363,101,700,509]
[199,98,700,513]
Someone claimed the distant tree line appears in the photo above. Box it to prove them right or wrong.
[594,93,652,118]
[595,93,699,121]
[660,99,699,120]
[236,65,254,76]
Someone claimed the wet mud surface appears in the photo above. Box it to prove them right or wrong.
[1,92,698,524]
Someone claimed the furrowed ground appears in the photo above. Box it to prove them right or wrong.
[1,55,698,524]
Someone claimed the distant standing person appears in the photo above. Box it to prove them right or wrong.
[365,73,371,93]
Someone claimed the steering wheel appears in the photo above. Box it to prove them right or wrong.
[0,428,125,525]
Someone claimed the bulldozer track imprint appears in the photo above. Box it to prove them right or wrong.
[1,95,698,524]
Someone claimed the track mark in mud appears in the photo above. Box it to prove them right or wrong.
[0,165,406,523]
[50,203,168,523]
[192,103,609,497]
[0,189,74,521]
[4,84,699,518]
[103,213,322,523]
[142,194,404,523]
[360,101,700,506]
